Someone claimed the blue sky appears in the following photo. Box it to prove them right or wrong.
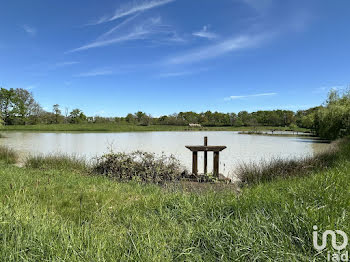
[1,0,349,117]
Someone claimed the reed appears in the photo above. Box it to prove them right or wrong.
[236,139,343,185]
[0,145,18,164]
[25,153,88,171]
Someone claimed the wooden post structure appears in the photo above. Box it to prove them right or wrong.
[204,136,208,174]
[186,137,226,178]
[213,152,219,176]
[192,151,198,175]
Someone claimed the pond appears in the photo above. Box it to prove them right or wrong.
[0,131,328,179]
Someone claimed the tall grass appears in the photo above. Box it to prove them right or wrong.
[237,139,343,185]
[0,145,18,164]
[25,154,87,171]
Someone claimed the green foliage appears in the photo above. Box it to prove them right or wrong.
[0,87,16,124]
[2,123,309,132]
[52,104,64,124]
[315,89,350,139]
[93,151,184,183]
[69,108,87,124]
[0,87,40,125]
[156,109,299,127]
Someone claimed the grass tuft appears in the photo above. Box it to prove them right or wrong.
[237,139,344,185]
[25,154,87,171]
[0,145,18,164]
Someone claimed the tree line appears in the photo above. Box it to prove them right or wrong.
[0,88,87,125]
[1,86,349,140]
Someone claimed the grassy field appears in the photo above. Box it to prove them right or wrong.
[0,139,349,261]
[1,123,309,133]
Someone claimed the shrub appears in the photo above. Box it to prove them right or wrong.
[0,146,18,164]
[25,154,87,171]
[315,89,350,140]
[93,151,184,184]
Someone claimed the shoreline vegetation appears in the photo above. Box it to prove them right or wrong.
[236,139,340,185]
[238,130,313,136]
[1,123,309,133]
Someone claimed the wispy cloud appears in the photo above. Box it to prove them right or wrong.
[157,68,208,78]
[224,92,277,101]
[54,61,80,68]
[70,16,182,52]
[192,25,217,39]
[158,71,191,78]
[167,33,268,64]
[74,69,114,77]
[22,25,37,36]
[74,63,152,77]
[98,14,140,39]
[93,0,175,25]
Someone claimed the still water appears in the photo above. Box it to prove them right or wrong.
[0,131,328,179]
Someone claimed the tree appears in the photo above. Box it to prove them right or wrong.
[314,89,350,139]
[288,123,298,131]
[126,113,136,124]
[229,113,237,126]
[12,88,37,124]
[69,109,87,124]
[237,111,251,126]
[27,102,44,125]
[0,88,16,125]
[247,118,259,131]
[53,104,62,124]
[139,114,151,126]
[135,111,146,123]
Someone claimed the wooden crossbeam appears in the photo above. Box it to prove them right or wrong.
[185,146,227,152]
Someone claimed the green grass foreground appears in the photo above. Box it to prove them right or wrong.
[2,123,309,133]
[0,141,349,261]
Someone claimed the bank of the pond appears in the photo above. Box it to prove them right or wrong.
[238,130,315,137]
[0,138,349,260]
[1,123,309,133]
